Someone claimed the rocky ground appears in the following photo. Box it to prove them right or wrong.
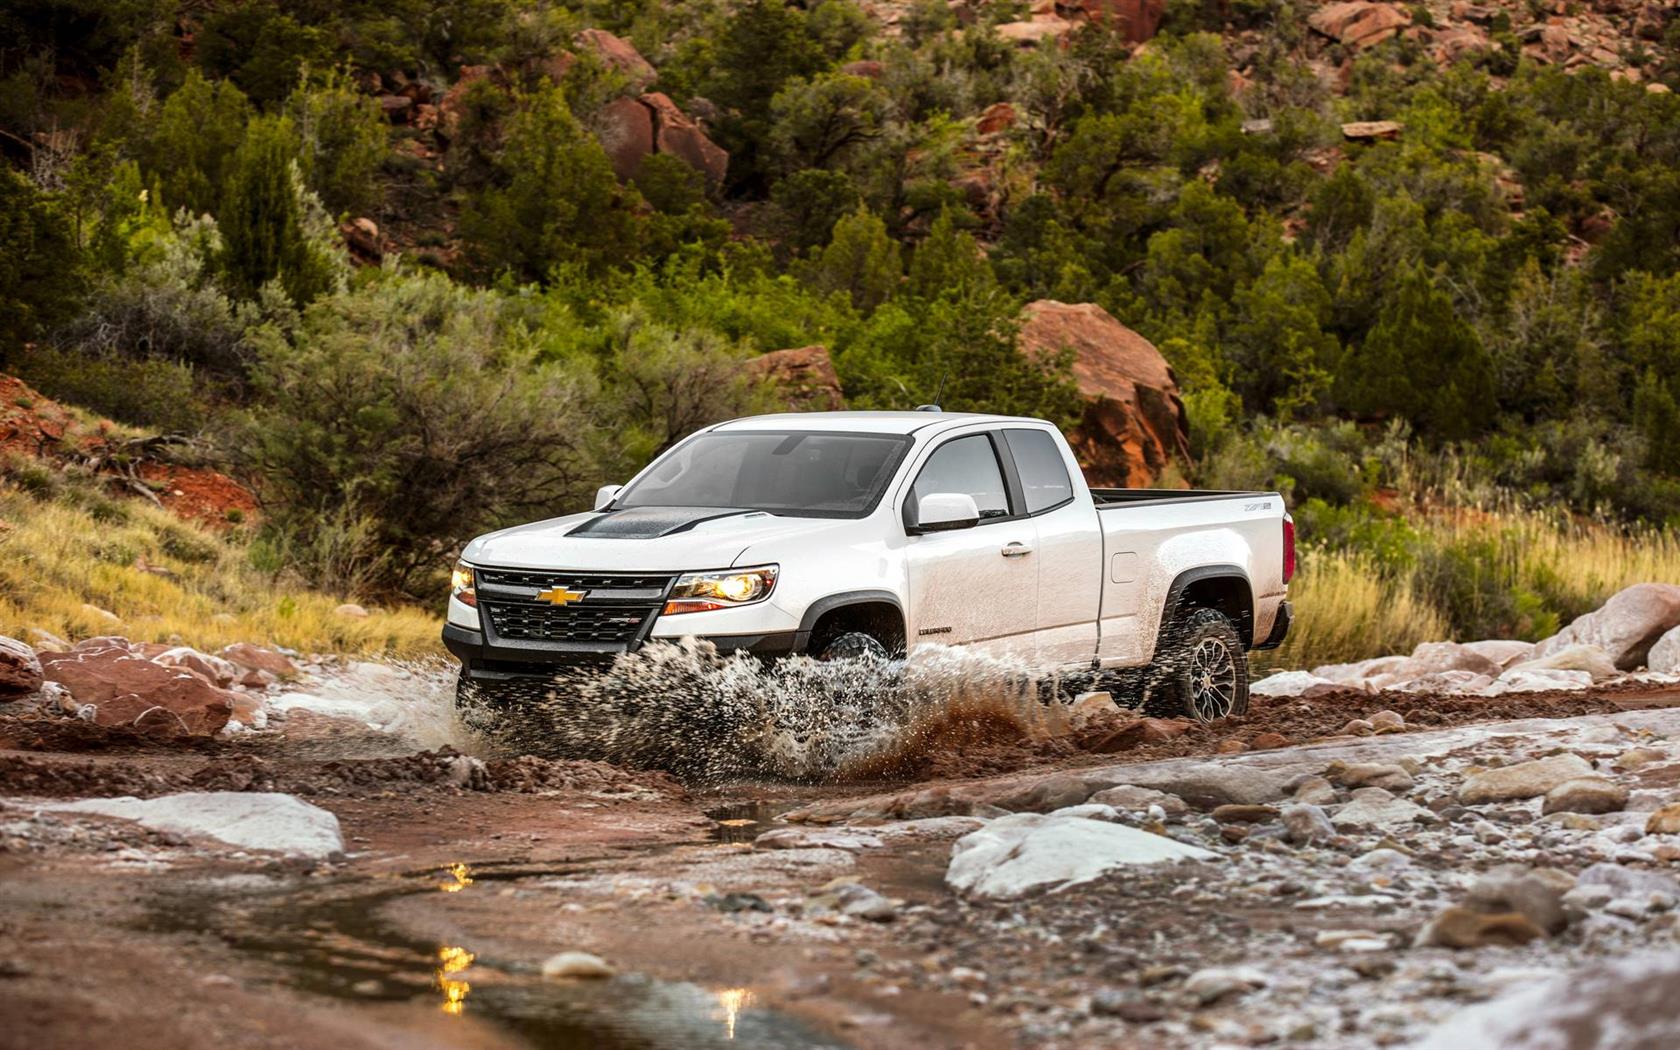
[4,584,1680,1049]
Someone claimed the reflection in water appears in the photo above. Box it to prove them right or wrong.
[438,862,474,893]
[715,987,753,1040]
[437,945,475,1015]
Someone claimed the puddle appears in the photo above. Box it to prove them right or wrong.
[704,801,797,844]
[144,863,846,1048]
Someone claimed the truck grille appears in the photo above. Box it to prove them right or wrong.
[475,569,676,647]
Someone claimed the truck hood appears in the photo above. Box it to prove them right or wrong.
[462,507,858,572]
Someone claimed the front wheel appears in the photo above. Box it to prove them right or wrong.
[814,631,890,662]
[1142,607,1249,722]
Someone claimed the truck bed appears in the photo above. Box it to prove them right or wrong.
[1089,488,1274,509]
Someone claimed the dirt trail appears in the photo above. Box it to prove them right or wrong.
[3,673,1680,1050]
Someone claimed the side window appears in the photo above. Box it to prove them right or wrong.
[1005,429,1074,514]
[911,435,1010,519]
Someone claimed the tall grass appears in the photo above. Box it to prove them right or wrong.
[0,479,441,658]
[1260,506,1680,672]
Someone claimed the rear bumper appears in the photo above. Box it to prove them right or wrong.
[1253,600,1292,651]
[443,623,801,680]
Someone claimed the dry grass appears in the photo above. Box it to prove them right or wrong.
[1257,549,1448,672]
[1260,507,1680,672]
[0,480,441,658]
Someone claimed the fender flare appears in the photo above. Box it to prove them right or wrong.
[795,590,907,653]
[1158,564,1255,648]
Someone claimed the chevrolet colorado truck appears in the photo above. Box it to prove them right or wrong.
[445,410,1294,721]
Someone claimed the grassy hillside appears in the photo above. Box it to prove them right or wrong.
[2,1,1678,663]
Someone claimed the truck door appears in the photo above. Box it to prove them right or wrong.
[902,432,1040,656]
[1000,428,1101,669]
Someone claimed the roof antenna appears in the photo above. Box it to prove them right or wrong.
[916,370,948,413]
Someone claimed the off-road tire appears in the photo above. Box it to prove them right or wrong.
[1140,606,1249,721]
[814,631,890,662]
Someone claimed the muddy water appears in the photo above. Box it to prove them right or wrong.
[146,860,845,1049]
[446,640,1112,783]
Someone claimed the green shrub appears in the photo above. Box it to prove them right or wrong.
[233,271,603,593]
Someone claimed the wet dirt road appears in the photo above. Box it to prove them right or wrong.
[5,671,1680,1050]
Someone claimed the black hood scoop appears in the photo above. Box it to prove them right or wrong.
[566,506,753,539]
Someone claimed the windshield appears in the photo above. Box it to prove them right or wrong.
[615,430,913,518]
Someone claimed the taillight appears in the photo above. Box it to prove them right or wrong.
[1282,516,1296,584]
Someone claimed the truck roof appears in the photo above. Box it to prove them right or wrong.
[710,410,1053,436]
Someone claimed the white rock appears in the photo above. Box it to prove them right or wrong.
[1461,639,1536,669]
[1651,625,1680,675]
[1251,670,1337,697]
[44,792,343,858]
[1311,655,1407,684]
[1392,669,1494,694]
[872,817,988,844]
[1508,643,1621,682]
[1183,965,1268,1004]
[1394,641,1503,680]
[1332,788,1432,829]
[1458,754,1596,805]
[540,951,615,979]
[945,813,1215,900]
[754,827,884,852]
[1533,583,1680,671]
[1483,668,1596,695]
[1088,785,1188,817]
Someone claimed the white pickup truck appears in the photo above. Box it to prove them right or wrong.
[445,410,1294,721]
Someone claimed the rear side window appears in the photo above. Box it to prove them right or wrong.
[911,435,1010,519]
[1005,429,1074,514]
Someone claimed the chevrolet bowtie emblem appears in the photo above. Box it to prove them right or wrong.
[535,586,587,606]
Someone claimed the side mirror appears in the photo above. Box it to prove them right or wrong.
[911,492,981,534]
[594,484,623,511]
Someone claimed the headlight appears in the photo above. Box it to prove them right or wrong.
[663,565,778,615]
[451,561,477,607]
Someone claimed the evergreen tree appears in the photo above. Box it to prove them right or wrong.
[801,207,901,310]
[0,168,86,366]
[218,115,325,302]
[458,87,643,282]
[1337,263,1496,441]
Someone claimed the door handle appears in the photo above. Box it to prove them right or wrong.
[1001,542,1034,558]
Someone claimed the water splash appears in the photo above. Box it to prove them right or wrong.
[270,659,483,756]
[462,640,1112,783]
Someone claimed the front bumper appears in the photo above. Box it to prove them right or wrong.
[443,622,801,680]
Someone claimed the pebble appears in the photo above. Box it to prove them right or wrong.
[1541,777,1629,815]
[1331,761,1415,791]
[1212,804,1280,824]
[1458,754,1595,804]
[1369,710,1406,730]
[1281,803,1337,844]
[1467,864,1575,933]
[1183,966,1268,1005]
[1472,820,1506,844]
[541,951,616,979]
[1645,803,1680,834]
[1090,988,1167,1021]
[1293,776,1338,806]
[1414,906,1545,948]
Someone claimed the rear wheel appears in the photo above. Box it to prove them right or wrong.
[1141,606,1249,722]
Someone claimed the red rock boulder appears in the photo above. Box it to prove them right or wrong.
[0,635,43,696]
[596,93,728,187]
[220,642,299,678]
[1059,0,1166,44]
[576,29,657,90]
[642,92,728,187]
[1017,301,1190,488]
[746,347,847,411]
[1307,2,1411,49]
[39,643,235,736]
